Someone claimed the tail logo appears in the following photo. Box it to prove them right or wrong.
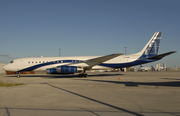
[144,32,162,56]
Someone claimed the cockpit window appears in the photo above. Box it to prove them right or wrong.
[10,60,14,63]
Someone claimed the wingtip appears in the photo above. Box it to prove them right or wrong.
[171,51,177,53]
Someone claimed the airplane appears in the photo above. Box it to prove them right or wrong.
[3,32,176,78]
[138,65,151,71]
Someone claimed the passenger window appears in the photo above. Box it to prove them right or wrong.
[10,61,14,63]
[39,61,41,63]
[28,62,30,63]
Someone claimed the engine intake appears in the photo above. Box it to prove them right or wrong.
[46,68,57,74]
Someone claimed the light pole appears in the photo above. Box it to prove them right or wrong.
[124,47,127,55]
[58,48,61,56]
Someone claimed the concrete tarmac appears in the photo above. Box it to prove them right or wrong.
[0,72,180,116]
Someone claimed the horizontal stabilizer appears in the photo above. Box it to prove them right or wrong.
[146,51,176,60]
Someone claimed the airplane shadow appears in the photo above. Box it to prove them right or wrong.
[79,79,180,87]
[4,73,124,78]
[161,78,180,81]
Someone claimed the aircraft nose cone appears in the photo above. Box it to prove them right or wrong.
[3,64,18,72]
[3,64,12,71]
[3,65,7,70]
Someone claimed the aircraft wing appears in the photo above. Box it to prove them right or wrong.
[85,53,122,65]
[65,53,122,70]
[146,51,176,60]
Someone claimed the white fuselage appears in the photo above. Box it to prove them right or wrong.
[3,54,140,72]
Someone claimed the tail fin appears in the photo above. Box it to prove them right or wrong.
[137,32,162,58]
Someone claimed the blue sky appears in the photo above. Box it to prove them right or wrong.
[0,0,179,68]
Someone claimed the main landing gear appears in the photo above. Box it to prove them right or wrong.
[78,71,88,78]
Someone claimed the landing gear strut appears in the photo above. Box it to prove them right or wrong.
[17,71,20,78]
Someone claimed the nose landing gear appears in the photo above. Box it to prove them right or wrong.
[17,71,20,78]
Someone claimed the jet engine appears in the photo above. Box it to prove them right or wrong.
[46,68,58,74]
[57,66,83,73]
[46,66,83,74]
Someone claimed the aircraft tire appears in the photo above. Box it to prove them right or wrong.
[83,74,87,78]
[78,74,87,78]
[17,75,20,78]
[78,74,83,77]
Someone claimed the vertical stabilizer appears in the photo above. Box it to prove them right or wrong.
[136,32,162,58]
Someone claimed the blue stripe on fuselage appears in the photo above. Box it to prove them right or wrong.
[19,60,81,71]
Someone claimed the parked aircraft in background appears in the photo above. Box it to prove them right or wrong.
[151,65,156,71]
[138,65,151,71]
[3,32,176,78]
